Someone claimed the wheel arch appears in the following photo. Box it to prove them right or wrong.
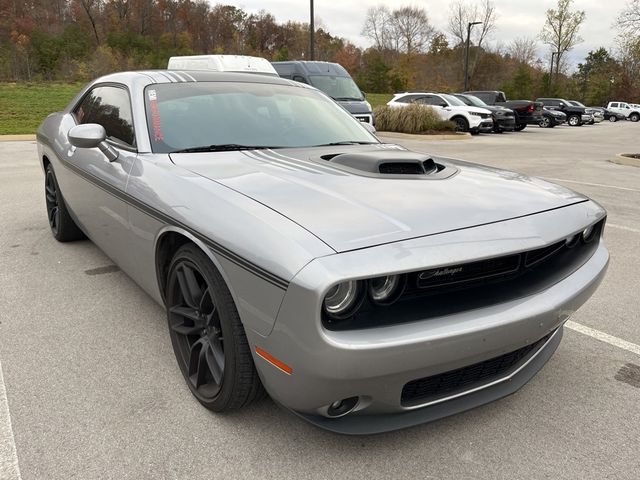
[154,226,240,309]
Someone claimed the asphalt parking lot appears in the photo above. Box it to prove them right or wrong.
[1,121,639,479]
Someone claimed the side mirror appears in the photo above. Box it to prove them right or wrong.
[68,124,119,162]
[362,91,367,99]
[558,102,565,108]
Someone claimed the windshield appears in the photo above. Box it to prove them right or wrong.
[441,94,466,107]
[459,94,487,107]
[572,101,586,107]
[144,82,377,153]
[308,75,364,101]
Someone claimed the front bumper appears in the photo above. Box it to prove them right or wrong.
[495,116,516,131]
[247,204,608,434]
[470,119,494,133]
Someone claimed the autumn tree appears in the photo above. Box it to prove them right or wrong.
[540,0,586,79]
[618,0,640,32]
[508,37,538,66]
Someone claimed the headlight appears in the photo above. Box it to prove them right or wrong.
[368,275,405,305]
[565,234,580,248]
[323,281,363,319]
[582,225,596,243]
[365,101,372,111]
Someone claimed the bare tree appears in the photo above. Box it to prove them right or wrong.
[447,0,497,48]
[617,0,640,32]
[389,6,435,54]
[362,6,392,50]
[362,5,434,54]
[508,37,538,65]
[79,0,102,45]
[540,0,586,78]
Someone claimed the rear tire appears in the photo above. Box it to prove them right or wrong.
[166,244,264,411]
[630,113,639,122]
[514,123,526,131]
[44,164,85,242]
[539,117,551,128]
[609,116,618,122]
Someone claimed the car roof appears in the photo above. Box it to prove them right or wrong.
[91,70,300,87]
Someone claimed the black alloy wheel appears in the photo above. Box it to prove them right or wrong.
[44,164,84,242]
[166,244,264,411]
[453,117,469,132]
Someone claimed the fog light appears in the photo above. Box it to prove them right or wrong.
[326,396,359,418]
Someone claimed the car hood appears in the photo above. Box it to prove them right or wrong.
[451,105,492,115]
[170,146,587,252]
[337,100,372,114]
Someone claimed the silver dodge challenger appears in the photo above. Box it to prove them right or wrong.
[37,70,609,434]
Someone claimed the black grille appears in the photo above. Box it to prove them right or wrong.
[379,162,425,175]
[416,254,520,289]
[401,332,553,406]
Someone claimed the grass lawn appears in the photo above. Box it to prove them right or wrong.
[366,93,393,108]
[0,83,85,135]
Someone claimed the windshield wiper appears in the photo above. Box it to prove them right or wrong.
[333,97,365,102]
[171,144,281,153]
[313,141,378,147]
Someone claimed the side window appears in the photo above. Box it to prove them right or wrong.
[396,95,418,103]
[610,103,618,108]
[74,86,135,148]
[292,75,308,84]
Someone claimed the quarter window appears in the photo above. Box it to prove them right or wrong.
[74,86,135,148]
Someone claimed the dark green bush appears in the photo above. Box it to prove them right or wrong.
[374,104,455,134]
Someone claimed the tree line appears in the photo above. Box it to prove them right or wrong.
[1,0,640,104]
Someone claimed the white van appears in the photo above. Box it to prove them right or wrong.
[167,55,278,76]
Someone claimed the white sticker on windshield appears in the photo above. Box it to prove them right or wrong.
[148,89,157,101]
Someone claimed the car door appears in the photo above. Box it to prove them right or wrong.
[416,95,448,120]
[61,84,137,266]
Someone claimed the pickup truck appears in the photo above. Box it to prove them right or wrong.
[606,102,640,122]
[536,98,590,126]
[463,91,543,131]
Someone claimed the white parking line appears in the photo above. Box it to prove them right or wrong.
[543,178,640,193]
[0,359,21,480]
[607,223,640,234]
[566,321,640,356]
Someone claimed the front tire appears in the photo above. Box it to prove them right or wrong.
[630,113,640,122]
[514,123,526,131]
[609,116,618,122]
[539,117,551,128]
[453,116,469,132]
[568,114,581,126]
[44,164,85,242]
[166,244,264,411]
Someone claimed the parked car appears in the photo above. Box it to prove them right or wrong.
[453,93,516,132]
[539,107,567,128]
[463,90,543,131]
[536,98,590,126]
[606,101,640,122]
[589,106,625,122]
[387,92,493,133]
[272,60,375,126]
[567,100,602,124]
[36,69,608,434]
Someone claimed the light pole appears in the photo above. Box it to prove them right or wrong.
[550,51,560,83]
[309,0,315,60]
[463,21,482,91]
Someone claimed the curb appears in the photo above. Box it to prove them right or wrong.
[378,131,471,141]
[0,134,36,142]
[610,153,640,168]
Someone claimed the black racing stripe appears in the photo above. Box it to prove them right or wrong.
[54,153,289,290]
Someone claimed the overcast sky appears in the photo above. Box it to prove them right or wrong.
[231,0,626,67]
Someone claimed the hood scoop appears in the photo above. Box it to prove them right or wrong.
[323,150,457,179]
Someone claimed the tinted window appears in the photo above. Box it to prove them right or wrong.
[610,103,618,108]
[143,82,377,153]
[75,86,135,147]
